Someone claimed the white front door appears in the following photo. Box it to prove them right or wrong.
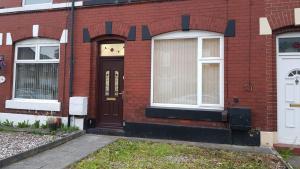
[277,33,300,145]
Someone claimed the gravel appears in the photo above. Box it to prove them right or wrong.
[0,132,60,160]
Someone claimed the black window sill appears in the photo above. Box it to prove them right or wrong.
[145,107,227,122]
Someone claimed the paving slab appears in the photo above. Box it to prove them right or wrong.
[3,134,118,169]
[287,156,300,169]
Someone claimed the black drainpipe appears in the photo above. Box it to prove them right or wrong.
[68,0,75,127]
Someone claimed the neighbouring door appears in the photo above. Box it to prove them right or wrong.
[98,42,124,128]
[277,34,300,145]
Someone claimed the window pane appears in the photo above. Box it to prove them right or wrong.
[24,0,51,5]
[202,63,220,104]
[202,38,220,58]
[17,47,35,60]
[279,37,300,53]
[100,43,125,57]
[15,63,58,100]
[40,46,59,60]
[153,39,197,105]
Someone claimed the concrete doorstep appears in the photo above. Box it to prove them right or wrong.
[274,144,300,156]
[273,143,300,169]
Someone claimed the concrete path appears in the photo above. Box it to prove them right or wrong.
[3,134,118,169]
[288,156,300,169]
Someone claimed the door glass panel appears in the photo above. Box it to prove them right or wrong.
[288,69,300,77]
[100,43,125,57]
[105,71,110,96]
[114,71,119,96]
[279,37,300,53]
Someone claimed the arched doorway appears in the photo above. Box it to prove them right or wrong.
[277,32,300,145]
[97,39,124,128]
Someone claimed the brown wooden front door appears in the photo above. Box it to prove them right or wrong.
[98,58,124,128]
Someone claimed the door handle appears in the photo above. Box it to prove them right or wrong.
[290,103,300,108]
[119,91,124,100]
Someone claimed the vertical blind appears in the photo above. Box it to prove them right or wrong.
[15,64,58,100]
[153,39,197,105]
[153,37,222,106]
[15,44,59,100]
[202,63,220,104]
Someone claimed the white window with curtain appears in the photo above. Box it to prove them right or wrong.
[5,38,61,112]
[151,31,224,109]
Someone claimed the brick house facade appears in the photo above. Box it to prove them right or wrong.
[0,0,300,146]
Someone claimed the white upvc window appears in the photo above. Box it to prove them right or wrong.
[23,0,52,6]
[13,38,60,101]
[151,31,224,110]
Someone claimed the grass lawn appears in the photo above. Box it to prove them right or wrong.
[69,139,285,169]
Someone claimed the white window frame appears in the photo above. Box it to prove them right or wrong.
[151,31,224,110]
[22,0,53,7]
[12,38,60,103]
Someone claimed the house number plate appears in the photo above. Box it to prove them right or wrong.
[0,76,5,84]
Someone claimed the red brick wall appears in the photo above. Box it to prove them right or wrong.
[0,0,21,8]
[264,0,300,131]
[0,10,71,117]
[0,0,299,131]
[73,0,268,129]
[225,0,268,131]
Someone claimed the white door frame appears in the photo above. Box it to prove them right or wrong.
[276,32,300,144]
